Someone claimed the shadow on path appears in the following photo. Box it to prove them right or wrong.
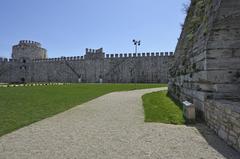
[167,93,240,158]
[193,124,240,159]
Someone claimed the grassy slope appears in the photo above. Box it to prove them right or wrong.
[0,83,166,136]
[142,91,185,125]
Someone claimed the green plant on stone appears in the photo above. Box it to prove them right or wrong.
[185,0,210,42]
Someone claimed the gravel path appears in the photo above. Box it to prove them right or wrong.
[0,87,239,159]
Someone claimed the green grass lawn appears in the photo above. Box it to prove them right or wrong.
[142,91,185,125]
[0,83,166,137]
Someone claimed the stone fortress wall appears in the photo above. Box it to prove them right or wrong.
[0,42,174,84]
[169,0,240,151]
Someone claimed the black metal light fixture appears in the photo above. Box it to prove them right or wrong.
[132,39,141,54]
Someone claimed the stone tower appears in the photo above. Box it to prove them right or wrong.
[12,40,47,61]
[84,48,105,60]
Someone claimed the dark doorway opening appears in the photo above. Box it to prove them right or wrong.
[20,78,25,83]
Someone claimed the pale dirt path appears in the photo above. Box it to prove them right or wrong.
[0,87,239,159]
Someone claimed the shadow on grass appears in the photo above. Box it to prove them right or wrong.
[143,91,185,125]
[166,93,240,158]
[166,92,183,111]
[166,92,192,125]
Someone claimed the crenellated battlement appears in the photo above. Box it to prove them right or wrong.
[105,52,174,58]
[13,41,44,50]
[0,58,18,63]
[84,48,105,60]
[18,40,41,47]
[0,58,8,62]
[31,51,174,63]
[32,56,85,62]
[85,48,103,54]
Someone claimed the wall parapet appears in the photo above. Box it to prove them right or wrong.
[85,48,103,54]
[32,56,85,62]
[105,52,174,58]
[13,44,46,50]
[0,58,18,63]
[32,51,174,62]
[18,40,41,47]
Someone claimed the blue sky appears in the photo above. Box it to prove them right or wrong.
[0,0,188,58]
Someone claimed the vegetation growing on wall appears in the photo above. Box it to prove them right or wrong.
[170,0,212,78]
[185,0,211,42]
[168,0,213,105]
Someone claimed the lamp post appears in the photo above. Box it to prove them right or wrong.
[132,39,141,88]
[132,39,141,54]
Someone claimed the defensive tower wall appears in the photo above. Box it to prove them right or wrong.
[29,49,173,83]
[12,40,47,60]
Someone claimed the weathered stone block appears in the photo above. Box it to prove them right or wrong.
[183,101,195,121]
[229,135,237,145]
[218,127,228,140]
[233,125,240,135]
[238,137,240,149]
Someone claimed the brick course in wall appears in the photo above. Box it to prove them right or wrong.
[205,100,240,151]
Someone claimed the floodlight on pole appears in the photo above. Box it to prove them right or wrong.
[132,39,141,54]
[132,39,141,86]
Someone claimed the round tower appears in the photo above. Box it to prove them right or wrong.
[12,40,47,60]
